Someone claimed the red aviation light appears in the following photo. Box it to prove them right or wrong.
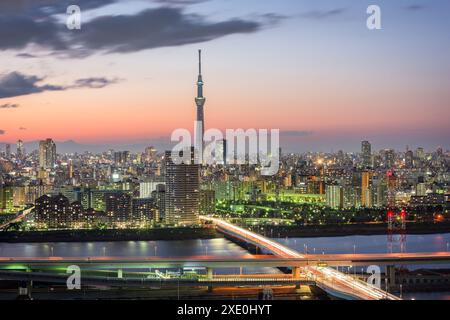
[400,209,406,219]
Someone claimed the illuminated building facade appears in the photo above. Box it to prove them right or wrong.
[165,148,200,226]
[39,139,56,170]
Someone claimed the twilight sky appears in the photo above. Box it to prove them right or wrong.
[0,0,449,152]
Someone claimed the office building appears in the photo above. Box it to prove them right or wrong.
[326,185,343,209]
[165,148,200,225]
[39,139,56,169]
[361,141,371,168]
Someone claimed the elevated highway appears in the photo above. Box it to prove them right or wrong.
[1,252,449,269]
[0,270,314,288]
[0,206,34,231]
[201,216,401,300]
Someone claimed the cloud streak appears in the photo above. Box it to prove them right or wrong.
[405,4,426,11]
[299,8,346,20]
[0,72,119,99]
[0,103,19,109]
[71,77,121,89]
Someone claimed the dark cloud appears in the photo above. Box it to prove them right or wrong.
[300,8,346,20]
[16,53,38,59]
[0,14,66,51]
[0,4,278,57]
[405,4,426,11]
[0,72,118,99]
[0,103,19,109]
[0,130,5,135]
[0,0,116,14]
[71,8,264,54]
[71,77,120,89]
[0,72,64,99]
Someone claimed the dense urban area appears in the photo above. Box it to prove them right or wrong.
[0,139,448,234]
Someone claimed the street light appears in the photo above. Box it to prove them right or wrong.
[353,244,356,255]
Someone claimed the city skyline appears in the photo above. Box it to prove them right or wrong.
[0,0,449,152]
[1,0,450,304]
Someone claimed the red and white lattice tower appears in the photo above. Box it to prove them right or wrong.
[386,170,406,253]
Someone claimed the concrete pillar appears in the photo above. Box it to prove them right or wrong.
[206,267,213,280]
[292,267,301,279]
[206,267,213,292]
[292,267,302,289]
[386,265,396,291]
[27,280,33,296]
[18,281,32,300]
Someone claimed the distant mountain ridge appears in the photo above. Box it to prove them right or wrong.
[0,138,173,154]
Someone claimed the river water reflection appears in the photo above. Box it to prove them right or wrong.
[1,233,450,299]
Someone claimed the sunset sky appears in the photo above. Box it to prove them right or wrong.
[0,0,449,152]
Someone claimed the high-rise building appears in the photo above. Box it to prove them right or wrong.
[139,179,165,199]
[383,149,395,169]
[416,183,427,197]
[361,171,373,207]
[16,140,24,160]
[39,139,56,169]
[164,148,200,225]
[194,49,206,164]
[68,160,74,179]
[105,192,132,222]
[416,147,425,160]
[25,184,46,205]
[343,186,358,209]
[405,150,414,168]
[326,185,343,209]
[200,189,215,215]
[5,144,11,159]
[35,194,70,229]
[114,151,130,165]
[216,139,227,165]
[132,198,158,223]
[361,141,371,168]
[0,186,14,213]
[13,186,26,208]
[144,146,157,163]
[153,184,166,222]
[375,181,388,208]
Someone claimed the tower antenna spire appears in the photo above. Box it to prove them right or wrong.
[195,49,205,164]
[198,49,202,75]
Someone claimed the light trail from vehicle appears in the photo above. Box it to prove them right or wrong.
[201,216,401,300]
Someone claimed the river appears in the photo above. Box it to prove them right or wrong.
[1,233,450,300]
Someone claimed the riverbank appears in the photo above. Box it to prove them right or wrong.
[1,222,450,243]
[260,222,450,238]
[0,227,219,243]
